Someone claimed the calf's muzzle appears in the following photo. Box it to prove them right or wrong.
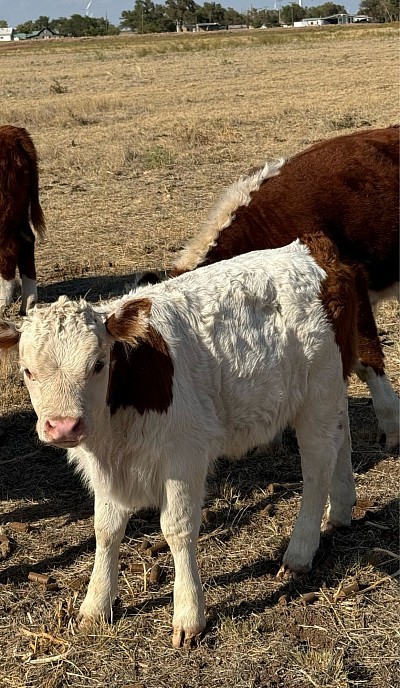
[44,416,86,444]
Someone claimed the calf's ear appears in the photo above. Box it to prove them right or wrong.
[105,298,152,346]
[0,321,20,350]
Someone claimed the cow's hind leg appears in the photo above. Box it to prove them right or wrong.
[0,249,17,313]
[17,225,37,315]
[354,362,399,452]
[79,496,130,624]
[355,273,399,451]
[0,275,15,313]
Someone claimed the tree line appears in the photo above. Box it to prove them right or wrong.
[0,0,398,37]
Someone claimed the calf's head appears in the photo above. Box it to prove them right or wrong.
[0,295,164,448]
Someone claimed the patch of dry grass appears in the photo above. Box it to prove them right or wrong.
[0,25,399,688]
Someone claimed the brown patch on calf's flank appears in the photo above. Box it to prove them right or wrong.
[0,321,20,350]
[105,298,174,415]
[302,233,358,380]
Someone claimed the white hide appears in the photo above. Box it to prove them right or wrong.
[16,241,356,647]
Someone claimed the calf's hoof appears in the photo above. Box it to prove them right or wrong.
[276,556,312,581]
[172,621,205,649]
[378,431,399,454]
[322,513,352,533]
[77,604,110,629]
[276,564,299,581]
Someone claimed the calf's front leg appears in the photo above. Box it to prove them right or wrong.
[160,476,205,648]
[79,496,130,624]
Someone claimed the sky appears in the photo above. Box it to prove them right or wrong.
[0,0,361,28]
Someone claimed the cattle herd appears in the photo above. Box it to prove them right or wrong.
[0,124,398,647]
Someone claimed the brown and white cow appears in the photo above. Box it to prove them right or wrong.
[0,236,358,646]
[170,126,400,450]
[0,125,46,315]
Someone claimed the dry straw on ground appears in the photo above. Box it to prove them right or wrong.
[0,24,399,688]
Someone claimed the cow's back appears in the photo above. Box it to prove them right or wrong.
[192,126,399,293]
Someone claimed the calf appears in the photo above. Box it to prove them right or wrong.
[0,236,357,647]
[0,125,46,315]
[171,126,400,450]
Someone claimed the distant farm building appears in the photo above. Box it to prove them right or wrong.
[179,21,222,32]
[0,27,14,41]
[26,27,63,39]
[294,13,372,27]
[1,26,63,41]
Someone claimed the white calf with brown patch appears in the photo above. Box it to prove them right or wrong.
[0,237,358,647]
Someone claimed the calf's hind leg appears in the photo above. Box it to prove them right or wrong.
[278,393,348,577]
[324,401,356,531]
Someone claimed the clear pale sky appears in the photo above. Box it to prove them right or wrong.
[0,0,361,28]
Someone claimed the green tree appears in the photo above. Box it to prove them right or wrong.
[223,7,246,24]
[281,3,307,23]
[121,0,152,32]
[165,0,200,23]
[49,17,72,35]
[202,2,225,21]
[32,15,51,29]
[358,0,399,20]
[121,0,175,32]
[250,8,279,26]
[305,3,347,16]
[0,19,8,27]
[15,20,34,33]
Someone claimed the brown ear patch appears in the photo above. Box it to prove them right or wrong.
[0,321,20,350]
[106,299,174,415]
[106,298,152,346]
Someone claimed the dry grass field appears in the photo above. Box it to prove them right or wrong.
[0,24,399,688]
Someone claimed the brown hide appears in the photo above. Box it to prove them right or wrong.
[0,125,45,283]
[193,126,399,293]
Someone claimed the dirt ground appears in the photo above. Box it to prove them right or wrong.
[0,24,399,688]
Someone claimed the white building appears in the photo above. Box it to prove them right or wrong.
[294,14,372,27]
[0,27,14,41]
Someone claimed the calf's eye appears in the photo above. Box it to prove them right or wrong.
[23,369,33,380]
[94,360,105,374]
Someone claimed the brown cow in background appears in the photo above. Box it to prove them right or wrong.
[0,125,46,315]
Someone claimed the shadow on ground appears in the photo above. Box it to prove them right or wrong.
[0,396,397,594]
[38,269,165,304]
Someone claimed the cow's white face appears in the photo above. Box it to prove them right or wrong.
[18,298,110,448]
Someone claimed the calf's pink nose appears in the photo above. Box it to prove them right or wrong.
[45,416,84,442]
